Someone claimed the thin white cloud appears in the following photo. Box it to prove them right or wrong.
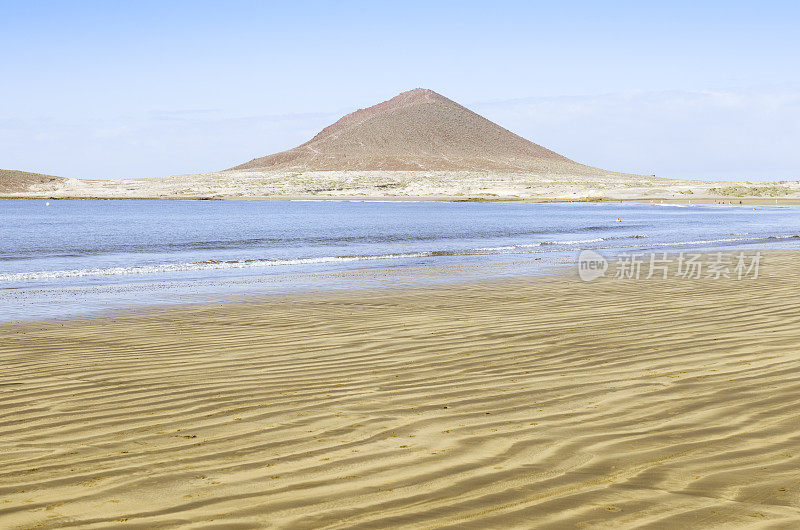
[1,89,799,180]
[472,89,800,180]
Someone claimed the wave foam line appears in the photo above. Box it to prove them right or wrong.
[476,237,606,251]
[0,253,434,282]
[3,235,797,283]
[643,235,798,248]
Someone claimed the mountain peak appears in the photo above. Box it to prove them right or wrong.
[229,89,611,174]
[391,88,448,104]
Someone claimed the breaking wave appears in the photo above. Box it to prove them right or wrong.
[2,234,799,284]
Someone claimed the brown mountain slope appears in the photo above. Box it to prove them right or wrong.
[229,89,626,175]
[0,169,64,193]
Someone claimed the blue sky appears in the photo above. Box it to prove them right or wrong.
[1,0,799,180]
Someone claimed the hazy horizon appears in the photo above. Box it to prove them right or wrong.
[2,1,799,181]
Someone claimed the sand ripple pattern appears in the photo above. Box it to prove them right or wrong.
[2,254,800,528]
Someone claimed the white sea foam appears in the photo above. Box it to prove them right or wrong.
[0,236,612,282]
[646,237,751,247]
[0,252,433,282]
[475,246,518,251]
[543,238,606,245]
[2,234,796,284]
[476,238,604,251]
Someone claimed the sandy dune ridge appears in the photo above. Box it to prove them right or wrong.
[2,168,798,201]
[2,253,800,528]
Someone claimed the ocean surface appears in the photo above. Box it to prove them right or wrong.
[2,199,799,321]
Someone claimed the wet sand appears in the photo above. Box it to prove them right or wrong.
[2,253,800,528]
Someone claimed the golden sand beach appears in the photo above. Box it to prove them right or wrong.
[2,253,800,528]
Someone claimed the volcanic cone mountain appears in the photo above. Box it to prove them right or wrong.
[230,89,620,175]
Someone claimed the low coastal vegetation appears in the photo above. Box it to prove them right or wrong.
[708,185,795,197]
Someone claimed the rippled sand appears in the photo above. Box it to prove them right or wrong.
[2,253,800,528]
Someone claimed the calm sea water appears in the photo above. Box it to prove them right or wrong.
[2,199,799,321]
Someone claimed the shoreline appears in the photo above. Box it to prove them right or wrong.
[1,249,792,326]
[4,169,799,204]
[1,249,795,325]
[3,251,800,527]
[4,195,800,205]
[0,258,567,325]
